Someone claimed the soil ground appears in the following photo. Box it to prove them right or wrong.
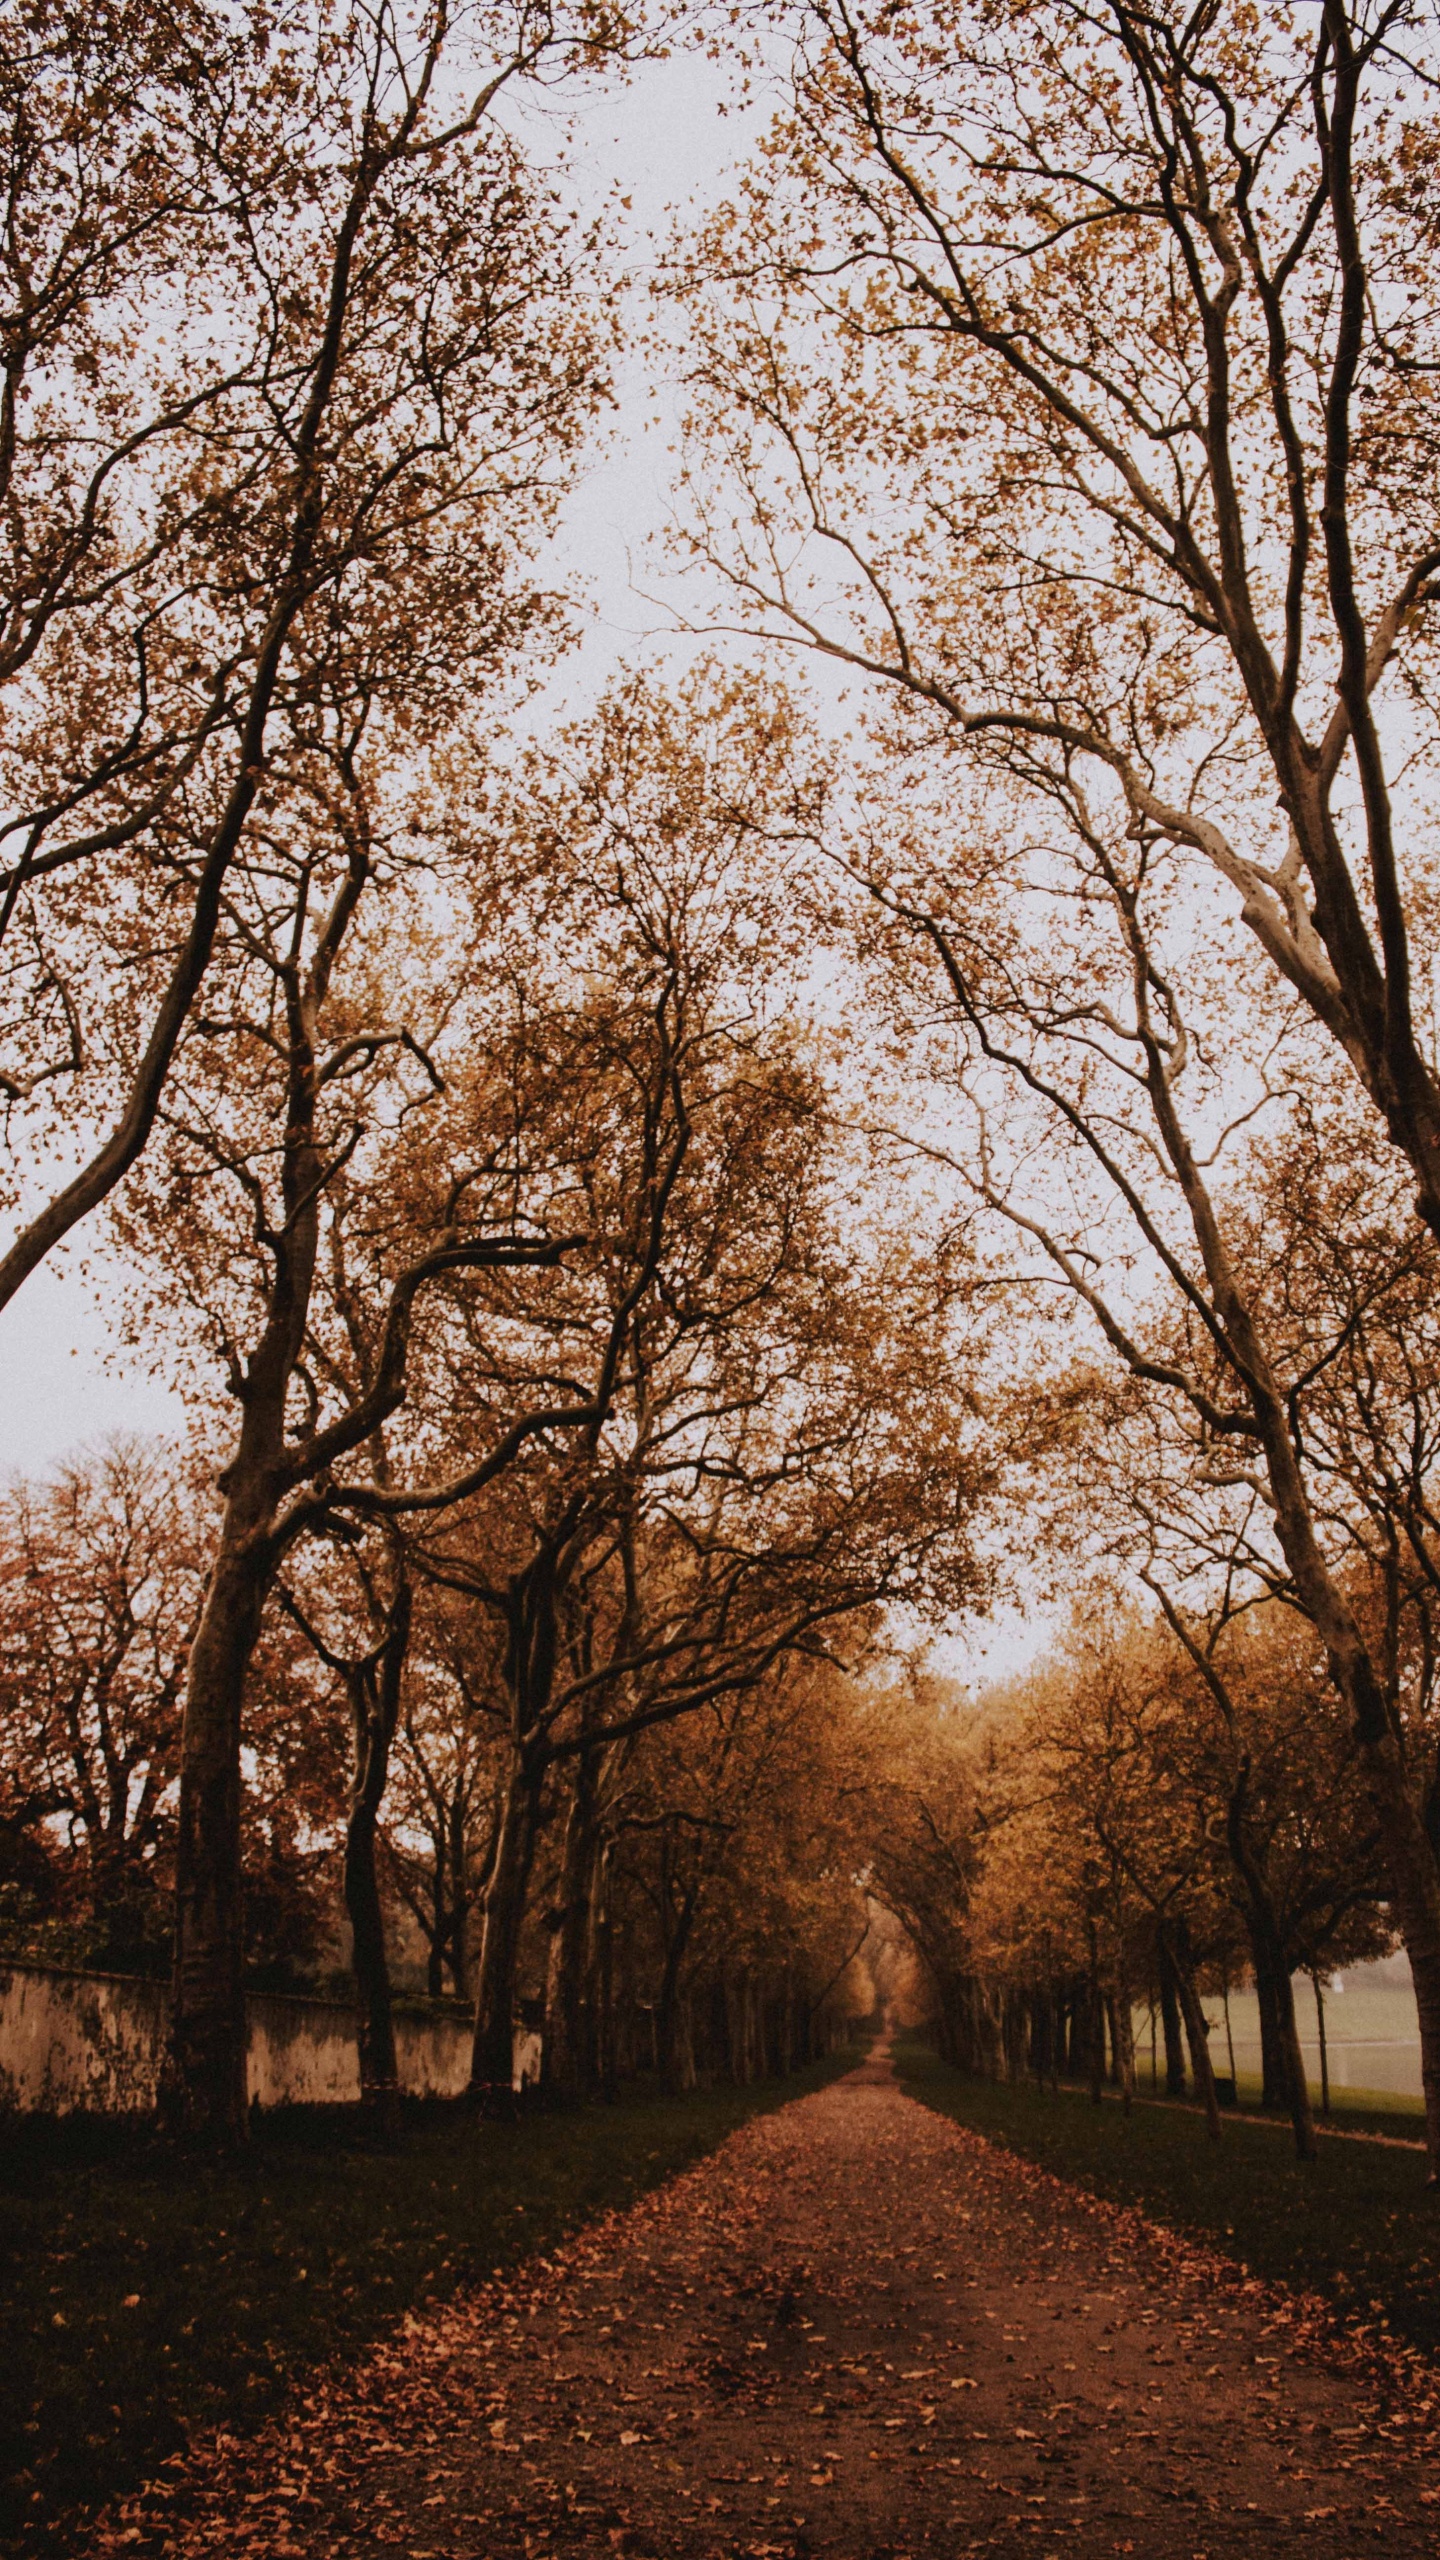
[86,2044,1440,2558]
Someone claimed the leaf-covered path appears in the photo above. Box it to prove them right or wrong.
[93,2047,1440,2558]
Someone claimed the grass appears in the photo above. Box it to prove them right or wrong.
[895,2037,1440,2365]
[1,2049,855,2552]
[1135,2064,1425,2144]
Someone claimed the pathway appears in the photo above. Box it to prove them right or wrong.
[91,2045,1440,2557]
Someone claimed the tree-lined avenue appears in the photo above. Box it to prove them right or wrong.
[79,2045,1439,2559]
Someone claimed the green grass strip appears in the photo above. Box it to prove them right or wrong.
[894,2038,1440,2364]
[2,2051,855,2551]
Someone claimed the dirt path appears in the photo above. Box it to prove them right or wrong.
[92,2046,1440,2558]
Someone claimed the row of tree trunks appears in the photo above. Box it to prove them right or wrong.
[950,1962,1211,2127]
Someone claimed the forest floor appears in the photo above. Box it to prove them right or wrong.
[76,2041,1440,2560]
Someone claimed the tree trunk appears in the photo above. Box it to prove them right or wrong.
[1222,1775,1317,2159]
[1271,1947,1317,2159]
[1167,1931,1222,2141]
[1222,1980,1239,2094]
[1157,1944,1187,2097]
[1066,1979,1087,2079]
[1103,1989,1125,2091]
[1312,1969,1331,2120]
[1109,1985,1136,2113]
[167,1526,267,2141]
[425,1832,446,2001]
[1086,1929,1104,2106]
[446,1788,471,1999]
[165,986,330,2139]
[1251,1938,1288,2107]
[344,1578,411,2130]
[656,1891,699,2093]
[595,1841,617,2100]
[346,1794,399,2126]
[469,1756,543,2099]
[543,1752,601,2102]
[1029,1989,1051,2085]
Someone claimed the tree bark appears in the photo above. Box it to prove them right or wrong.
[470,1755,544,2100]
[1225,1879,1314,2154]
[166,1527,267,2140]
[1157,1941,1187,2097]
[1086,1928,1104,2107]
[1250,1937,1288,2108]
[446,1788,471,1999]
[1109,1984,1136,2113]
[425,1836,446,2001]
[543,1750,602,2102]
[594,1840,617,2100]
[656,1890,699,2093]
[1103,1988,1125,2091]
[1167,1928,1222,2141]
[1312,1969,1332,2120]
[344,1577,411,2129]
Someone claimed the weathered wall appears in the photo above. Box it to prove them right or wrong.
[245,1992,369,2109]
[0,1962,169,2116]
[0,1961,539,2115]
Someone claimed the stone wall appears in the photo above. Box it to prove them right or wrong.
[0,1960,539,2115]
[0,1961,169,2116]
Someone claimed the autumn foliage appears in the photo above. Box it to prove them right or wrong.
[4,0,1440,2244]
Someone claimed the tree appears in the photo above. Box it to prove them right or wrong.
[1035,1303,1409,2151]
[380,1587,507,2000]
[0,1436,345,1979]
[0,0,612,1329]
[88,34,619,2133]
[610,1658,874,2093]
[337,670,993,2103]
[0,1439,198,1967]
[678,0,1440,1252]
[868,795,1440,2167]
[842,1678,994,2073]
[278,1524,416,2116]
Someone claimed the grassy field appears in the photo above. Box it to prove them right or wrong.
[1135,1979,1425,2108]
[1136,2066,1425,2142]
[1,2052,854,2553]
[896,2039,1440,2362]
